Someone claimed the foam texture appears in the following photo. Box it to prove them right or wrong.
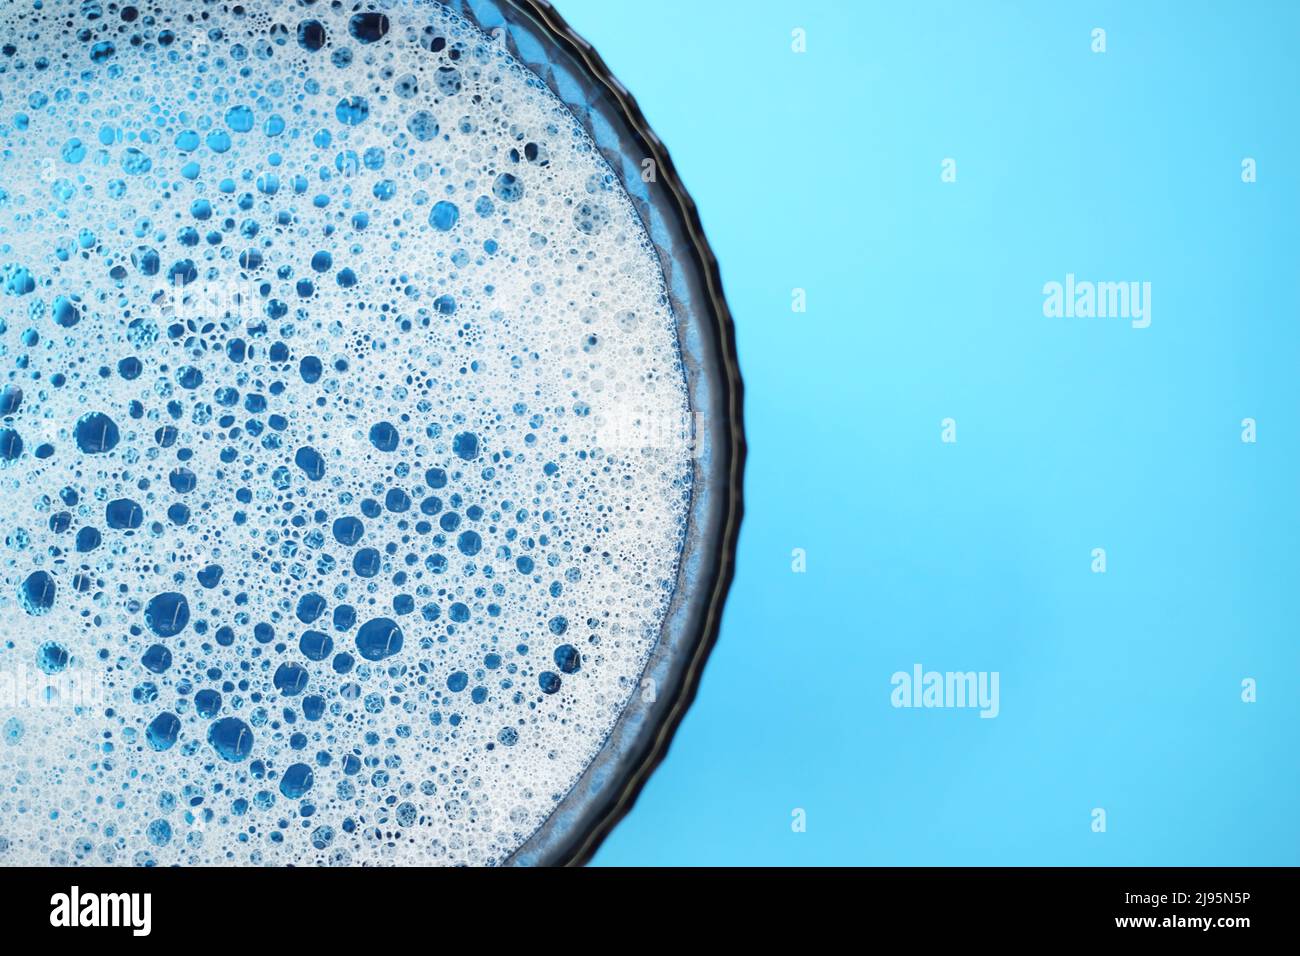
[0,0,691,866]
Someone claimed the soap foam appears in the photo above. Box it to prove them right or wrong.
[0,0,691,866]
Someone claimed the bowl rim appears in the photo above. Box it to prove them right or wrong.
[481,0,747,866]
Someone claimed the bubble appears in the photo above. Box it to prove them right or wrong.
[279,763,314,800]
[406,111,440,142]
[0,428,22,461]
[348,12,390,44]
[331,516,364,546]
[493,173,525,203]
[144,592,190,638]
[0,385,22,416]
[554,644,582,675]
[334,96,370,127]
[195,689,221,718]
[273,663,310,697]
[368,422,399,452]
[355,617,404,662]
[429,200,459,232]
[452,431,479,460]
[105,498,142,530]
[36,641,70,674]
[294,446,326,481]
[298,20,327,53]
[19,571,56,615]
[74,412,120,454]
[299,631,334,662]
[207,718,255,763]
[141,645,172,674]
[121,147,152,175]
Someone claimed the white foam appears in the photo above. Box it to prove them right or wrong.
[0,0,691,865]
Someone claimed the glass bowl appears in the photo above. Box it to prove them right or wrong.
[433,0,745,866]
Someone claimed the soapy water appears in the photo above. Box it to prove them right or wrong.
[0,0,693,865]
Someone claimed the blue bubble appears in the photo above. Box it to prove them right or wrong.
[141,644,172,674]
[18,571,55,615]
[352,548,381,578]
[274,662,309,697]
[429,201,459,231]
[332,516,364,546]
[452,431,479,460]
[406,110,439,142]
[146,712,181,751]
[279,762,314,799]
[294,445,325,480]
[298,20,327,52]
[554,644,581,674]
[0,428,22,461]
[36,641,69,674]
[194,689,222,718]
[299,630,334,662]
[348,12,389,43]
[208,717,254,762]
[493,173,524,202]
[0,385,22,416]
[335,96,370,126]
[456,530,482,556]
[144,592,190,637]
[296,592,326,624]
[147,819,173,847]
[206,130,232,153]
[225,105,254,133]
[121,147,152,175]
[74,412,120,454]
[355,617,403,661]
[104,502,143,530]
[368,421,399,452]
[3,265,35,296]
[197,564,224,589]
[61,138,86,164]
[52,295,81,327]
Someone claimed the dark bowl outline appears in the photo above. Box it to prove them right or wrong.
[432,0,746,866]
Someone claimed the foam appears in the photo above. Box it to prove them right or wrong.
[0,0,691,865]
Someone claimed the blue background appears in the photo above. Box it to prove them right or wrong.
[555,0,1300,865]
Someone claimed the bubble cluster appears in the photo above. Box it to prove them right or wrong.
[0,0,691,865]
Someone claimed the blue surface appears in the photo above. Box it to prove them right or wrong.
[559,0,1300,866]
